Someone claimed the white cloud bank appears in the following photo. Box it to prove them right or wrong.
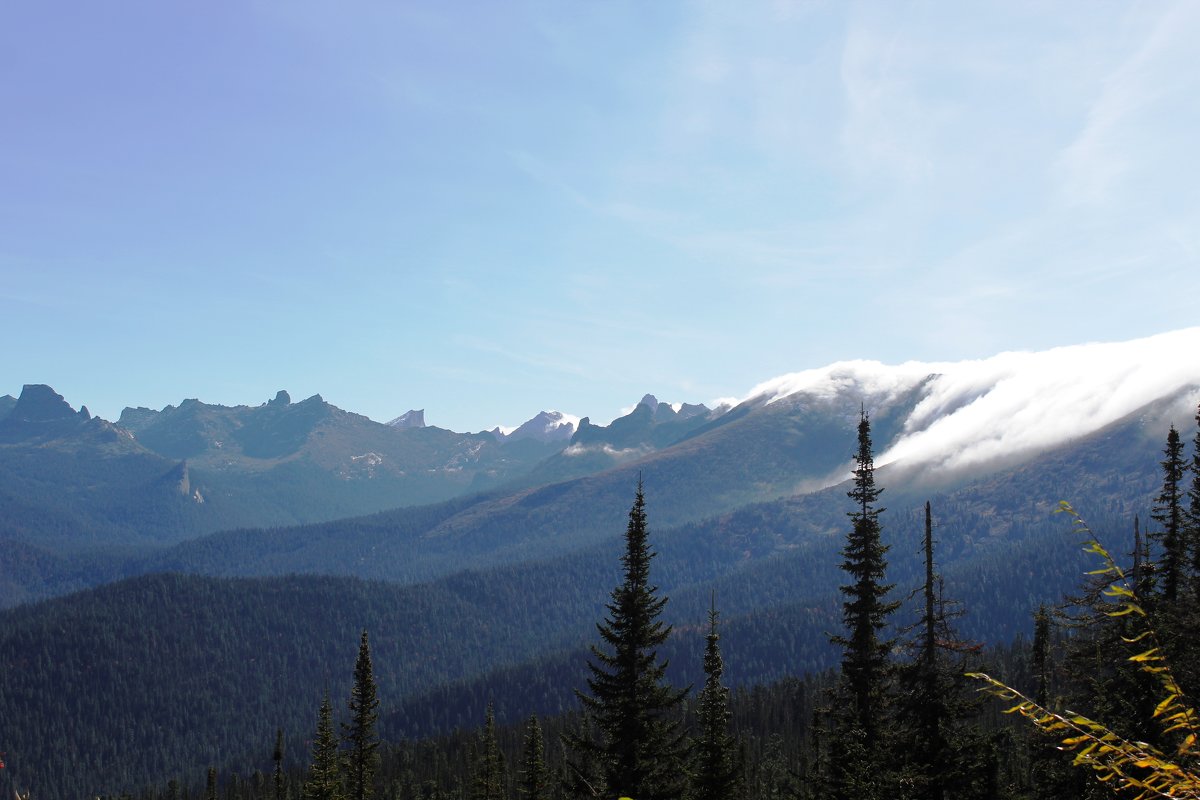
[742,328,1200,474]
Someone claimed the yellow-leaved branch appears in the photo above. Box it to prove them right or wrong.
[968,502,1200,799]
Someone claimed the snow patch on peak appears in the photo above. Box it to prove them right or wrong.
[388,409,425,429]
[494,410,580,443]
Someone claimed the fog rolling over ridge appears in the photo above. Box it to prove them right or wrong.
[742,327,1200,481]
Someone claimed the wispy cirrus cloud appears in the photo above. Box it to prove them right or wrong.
[1054,1,1200,208]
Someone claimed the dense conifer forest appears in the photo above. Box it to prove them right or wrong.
[3,406,1199,800]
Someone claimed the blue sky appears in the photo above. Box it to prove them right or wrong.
[4,1,1198,431]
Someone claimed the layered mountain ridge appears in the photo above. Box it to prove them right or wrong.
[3,329,1198,559]
[3,329,1200,797]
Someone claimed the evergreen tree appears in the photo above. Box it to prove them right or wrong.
[519,715,549,800]
[1032,605,1051,710]
[896,502,990,799]
[825,410,899,800]
[342,630,381,800]
[305,692,343,800]
[470,703,506,800]
[1026,606,1079,800]
[206,767,218,800]
[562,713,604,799]
[689,597,741,800]
[1151,425,1187,604]
[1188,402,1200,597]
[567,480,688,800]
[1182,403,1200,695]
[274,728,286,800]
[1056,516,1167,797]
[901,501,950,799]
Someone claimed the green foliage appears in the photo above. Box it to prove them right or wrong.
[833,412,899,742]
[305,693,343,800]
[1189,402,1200,591]
[690,599,743,800]
[971,503,1200,799]
[470,704,506,800]
[343,630,381,800]
[568,481,689,800]
[1151,426,1187,603]
[893,502,992,800]
[823,411,900,800]
[273,728,286,800]
[518,716,549,800]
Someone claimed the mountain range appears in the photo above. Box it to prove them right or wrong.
[1,328,1199,797]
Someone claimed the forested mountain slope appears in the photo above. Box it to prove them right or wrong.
[0,385,572,554]
[0,393,1175,797]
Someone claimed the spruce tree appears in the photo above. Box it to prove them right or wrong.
[825,410,899,800]
[1026,607,1078,800]
[1182,403,1200,696]
[568,479,688,800]
[305,692,342,800]
[897,502,990,800]
[902,501,951,800]
[342,630,380,800]
[519,715,549,800]
[562,713,603,799]
[1057,516,1166,788]
[470,703,506,800]
[1187,402,1200,597]
[689,597,741,800]
[273,728,285,800]
[1151,425,1186,604]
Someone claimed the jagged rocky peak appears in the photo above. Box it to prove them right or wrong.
[634,393,710,422]
[162,460,190,495]
[9,384,78,422]
[269,390,291,407]
[0,394,16,420]
[117,406,161,431]
[388,409,426,429]
[502,410,579,443]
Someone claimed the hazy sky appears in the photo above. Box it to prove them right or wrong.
[4,1,1198,431]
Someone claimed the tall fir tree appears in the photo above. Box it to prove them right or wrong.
[519,715,549,800]
[273,728,286,800]
[342,630,380,800]
[1151,425,1186,604]
[470,703,506,800]
[896,502,990,800]
[1057,516,1167,797]
[689,596,742,800]
[824,410,899,800]
[562,713,604,799]
[1188,402,1200,597]
[1177,402,1200,699]
[567,479,688,800]
[305,692,343,800]
[1026,606,1080,800]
